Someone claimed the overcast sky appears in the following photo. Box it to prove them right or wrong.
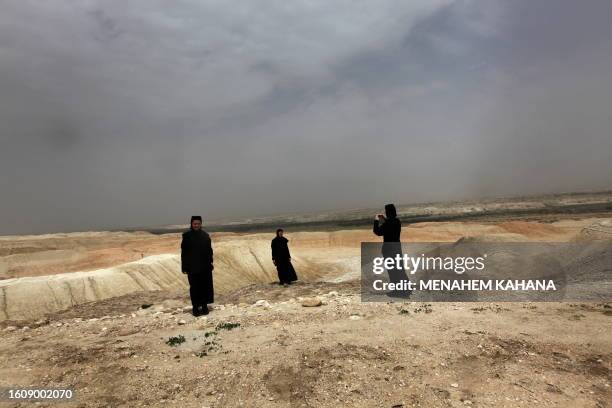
[1,0,612,234]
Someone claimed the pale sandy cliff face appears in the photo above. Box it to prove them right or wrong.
[0,218,610,322]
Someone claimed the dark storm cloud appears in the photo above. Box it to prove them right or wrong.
[1,0,611,234]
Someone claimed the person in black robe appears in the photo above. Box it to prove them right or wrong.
[271,229,298,285]
[181,216,214,316]
[373,204,410,298]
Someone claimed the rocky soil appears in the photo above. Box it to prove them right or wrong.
[1,281,610,408]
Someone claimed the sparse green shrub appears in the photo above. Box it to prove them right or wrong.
[216,322,240,331]
[166,335,186,346]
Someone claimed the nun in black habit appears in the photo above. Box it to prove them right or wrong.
[181,216,214,316]
[271,229,298,285]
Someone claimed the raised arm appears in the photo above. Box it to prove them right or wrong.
[373,220,385,237]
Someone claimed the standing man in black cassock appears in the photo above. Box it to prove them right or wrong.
[181,216,214,316]
[373,204,410,298]
[271,228,298,285]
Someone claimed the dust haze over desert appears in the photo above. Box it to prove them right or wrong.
[1,1,612,408]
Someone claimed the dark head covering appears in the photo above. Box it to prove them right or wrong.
[276,228,284,236]
[384,204,397,218]
[190,215,202,223]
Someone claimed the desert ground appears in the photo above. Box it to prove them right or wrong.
[0,195,611,407]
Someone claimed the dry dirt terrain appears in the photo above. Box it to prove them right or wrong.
[0,284,610,408]
[0,214,611,407]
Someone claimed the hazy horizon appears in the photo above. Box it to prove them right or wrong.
[2,188,609,236]
[2,0,612,235]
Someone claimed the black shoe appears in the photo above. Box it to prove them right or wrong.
[200,306,209,315]
[192,307,202,317]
